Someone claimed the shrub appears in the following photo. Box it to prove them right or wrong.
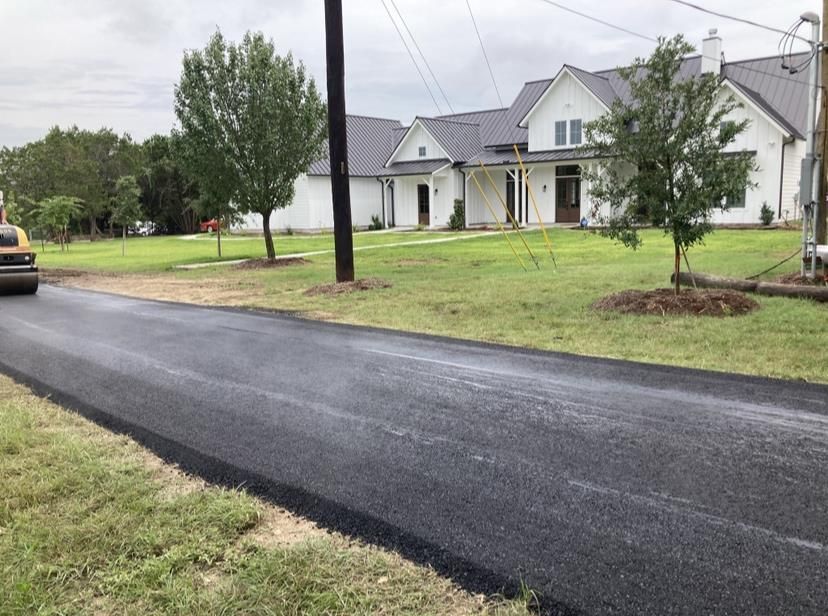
[448,199,465,230]
[368,214,383,231]
[759,201,774,226]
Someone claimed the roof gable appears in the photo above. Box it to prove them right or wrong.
[720,79,800,139]
[385,118,453,166]
[518,65,614,127]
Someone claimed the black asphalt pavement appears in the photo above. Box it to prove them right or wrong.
[2,285,827,615]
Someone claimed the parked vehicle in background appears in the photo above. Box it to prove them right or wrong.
[130,221,155,236]
[200,219,219,233]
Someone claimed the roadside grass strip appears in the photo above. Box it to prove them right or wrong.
[0,376,531,615]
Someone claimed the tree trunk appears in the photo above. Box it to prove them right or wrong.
[673,242,681,295]
[122,226,126,256]
[217,213,222,258]
[89,214,97,242]
[262,209,275,260]
[672,271,828,302]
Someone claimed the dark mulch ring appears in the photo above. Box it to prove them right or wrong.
[234,257,309,270]
[775,272,827,286]
[593,288,759,317]
[304,277,392,297]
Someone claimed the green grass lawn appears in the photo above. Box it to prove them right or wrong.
[39,227,827,383]
[36,230,457,273]
[0,376,531,615]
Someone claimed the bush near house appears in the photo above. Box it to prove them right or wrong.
[448,199,465,231]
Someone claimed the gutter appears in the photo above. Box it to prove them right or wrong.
[779,135,796,218]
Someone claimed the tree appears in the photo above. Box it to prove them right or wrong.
[111,175,142,256]
[583,35,756,294]
[138,134,201,234]
[174,30,327,259]
[36,196,83,252]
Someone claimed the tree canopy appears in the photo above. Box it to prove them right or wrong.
[583,35,756,293]
[174,30,328,259]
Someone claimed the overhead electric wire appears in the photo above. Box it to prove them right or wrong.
[380,0,443,114]
[666,0,811,44]
[388,0,454,113]
[535,0,657,43]
[464,0,504,107]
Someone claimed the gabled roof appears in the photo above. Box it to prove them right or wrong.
[380,159,451,177]
[723,78,803,139]
[418,117,482,161]
[308,115,402,177]
[518,65,615,127]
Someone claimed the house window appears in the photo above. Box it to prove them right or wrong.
[569,119,582,145]
[555,121,567,146]
[725,190,746,208]
[418,146,427,158]
[720,120,735,133]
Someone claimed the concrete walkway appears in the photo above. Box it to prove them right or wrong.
[174,232,497,270]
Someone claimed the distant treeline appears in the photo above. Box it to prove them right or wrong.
[0,127,206,237]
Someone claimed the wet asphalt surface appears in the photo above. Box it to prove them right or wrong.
[1,285,827,615]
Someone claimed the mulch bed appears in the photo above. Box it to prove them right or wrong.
[774,272,827,286]
[234,257,309,270]
[304,277,392,297]
[593,288,759,317]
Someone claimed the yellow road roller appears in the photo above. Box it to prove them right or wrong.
[0,224,39,295]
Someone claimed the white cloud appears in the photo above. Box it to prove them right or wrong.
[0,0,813,147]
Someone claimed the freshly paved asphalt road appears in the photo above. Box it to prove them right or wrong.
[2,285,827,615]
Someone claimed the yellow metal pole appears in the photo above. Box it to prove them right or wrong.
[469,171,527,271]
[478,161,539,269]
[514,145,554,259]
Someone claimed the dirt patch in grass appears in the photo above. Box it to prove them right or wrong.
[234,257,309,270]
[775,272,827,286]
[305,277,392,297]
[593,288,759,317]
[42,268,264,305]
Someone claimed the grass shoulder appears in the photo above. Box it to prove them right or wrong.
[0,375,532,615]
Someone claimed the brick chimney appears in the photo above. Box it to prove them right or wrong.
[701,28,722,75]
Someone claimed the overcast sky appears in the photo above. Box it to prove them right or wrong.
[0,0,815,148]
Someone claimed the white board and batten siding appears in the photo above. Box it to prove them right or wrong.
[240,175,383,232]
[526,71,608,152]
[780,138,805,222]
[389,122,449,163]
[392,168,461,227]
[716,84,789,224]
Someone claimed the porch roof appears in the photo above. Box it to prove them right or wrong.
[462,148,600,169]
[380,159,451,177]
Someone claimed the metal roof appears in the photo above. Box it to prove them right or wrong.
[308,115,403,177]
[565,65,618,109]
[464,147,599,168]
[379,159,451,177]
[417,117,482,161]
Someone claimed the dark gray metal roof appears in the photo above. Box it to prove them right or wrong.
[464,147,598,168]
[308,115,403,177]
[723,53,809,138]
[436,108,509,148]
[418,117,482,161]
[725,79,802,139]
[379,159,451,177]
[565,65,618,108]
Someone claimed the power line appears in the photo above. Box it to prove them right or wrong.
[666,0,811,44]
[388,0,454,113]
[380,0,443,114]
[464,0,504,107]
[535,0,657,43]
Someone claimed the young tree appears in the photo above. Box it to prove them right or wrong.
[174,30,327,259]
[111,175,142,256]
[35,196,83,252]
[583,35,756,293]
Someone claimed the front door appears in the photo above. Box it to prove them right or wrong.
[417,184,430,226]
[505,173,523,226]
[555,165,581,223]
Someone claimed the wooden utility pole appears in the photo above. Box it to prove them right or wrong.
[324,0,355,282]
[818,0,828,244]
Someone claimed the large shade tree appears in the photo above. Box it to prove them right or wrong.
[174,30,328,259]
[583,35,756,293]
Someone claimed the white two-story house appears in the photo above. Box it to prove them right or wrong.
[243,31,808,232]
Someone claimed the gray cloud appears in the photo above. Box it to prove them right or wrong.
[0,0,812,147]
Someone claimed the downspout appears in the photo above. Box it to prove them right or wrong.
[377,177,386,228]
[779,135,796,219]
[459,168,467,229]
